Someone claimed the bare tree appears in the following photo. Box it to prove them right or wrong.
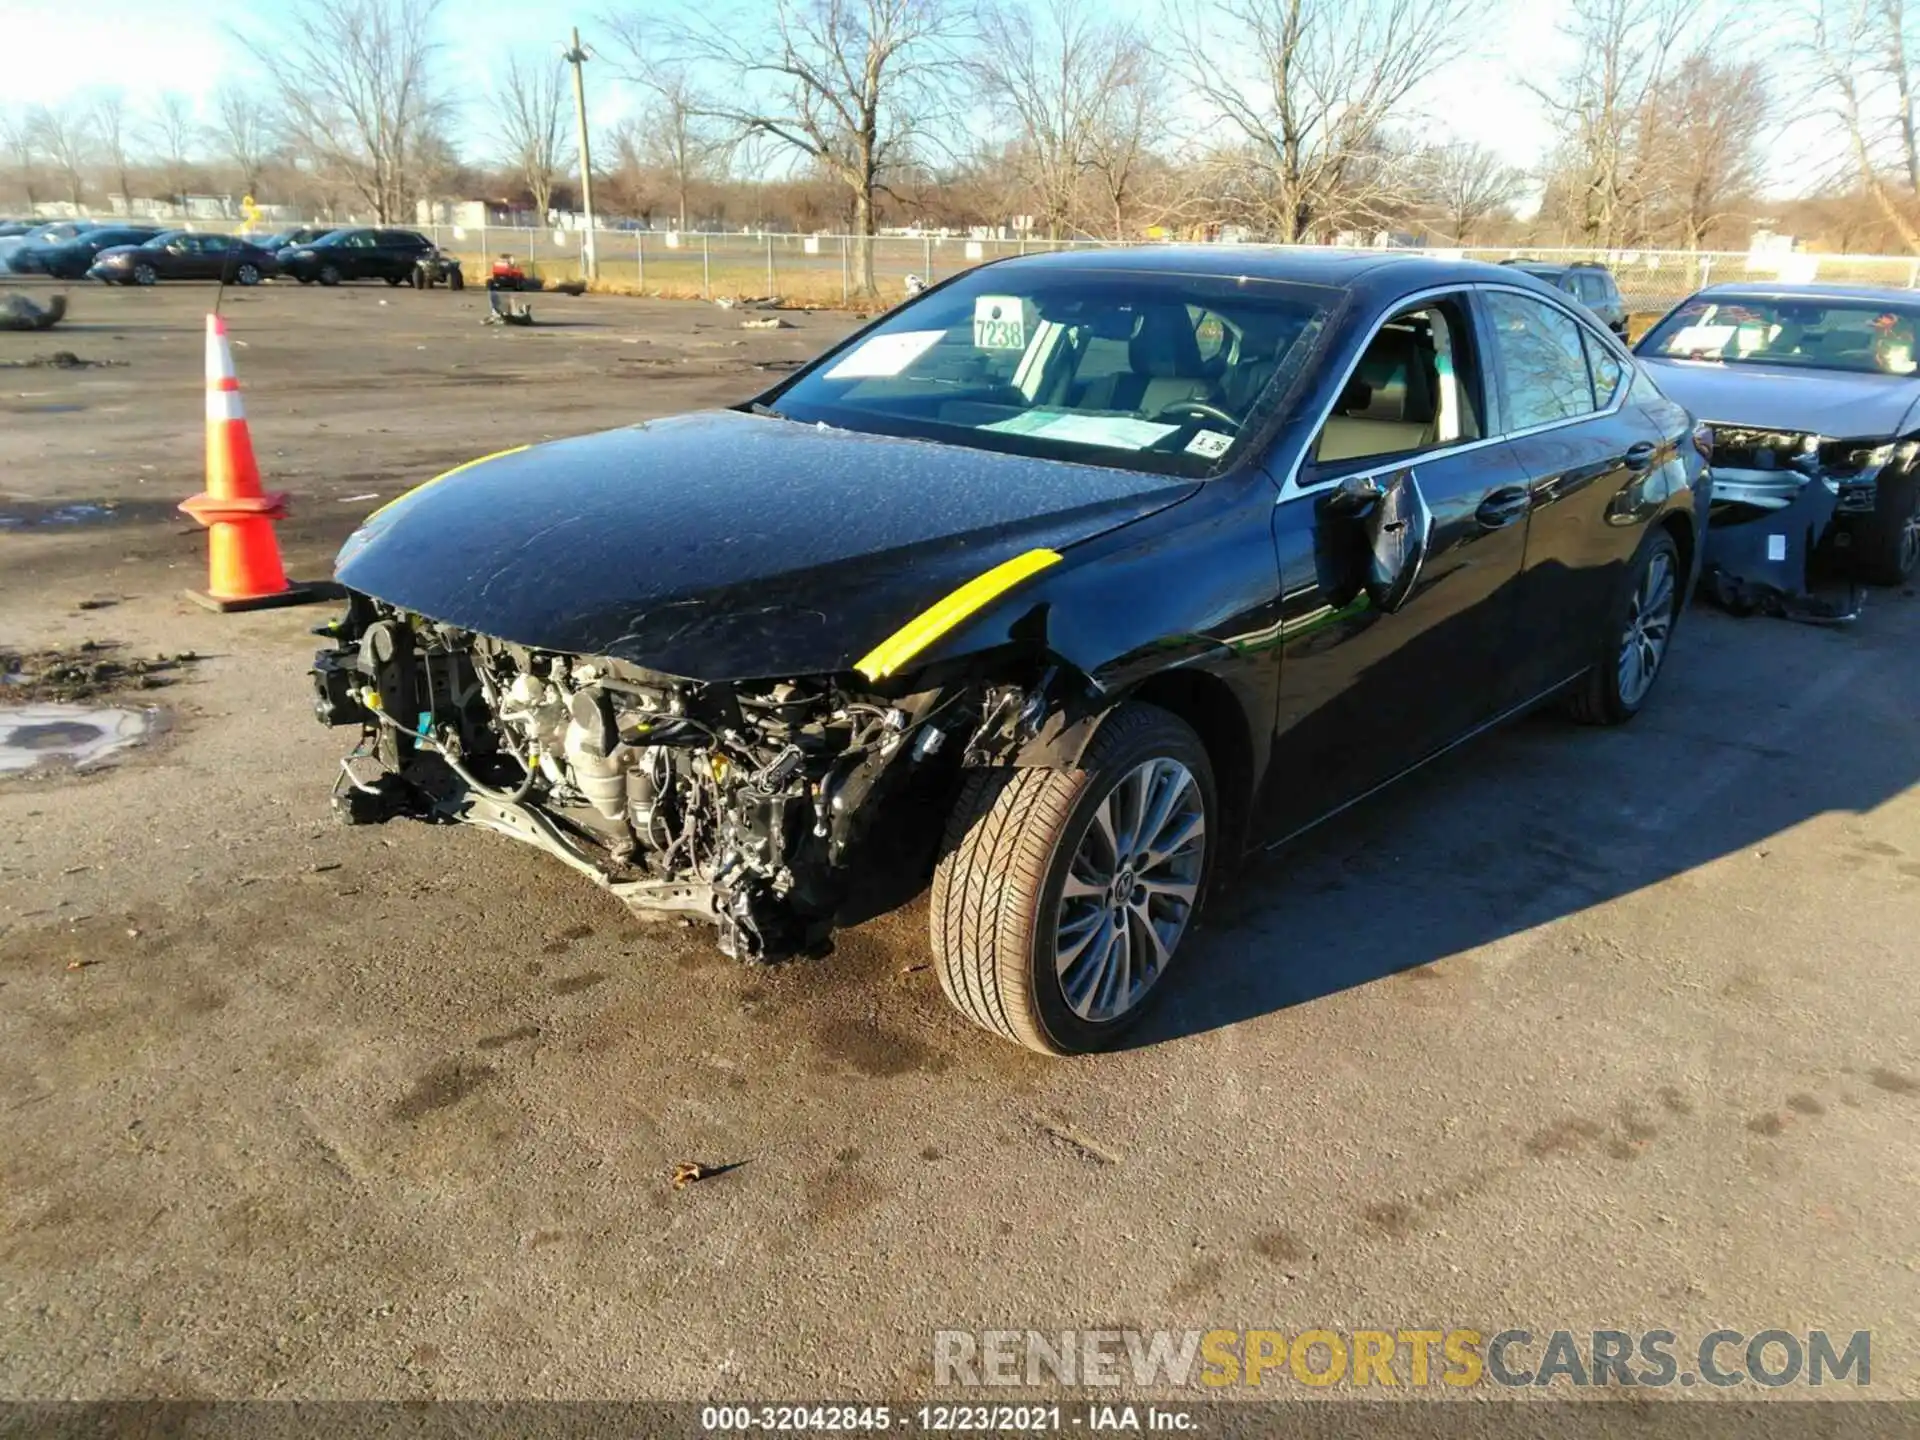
[640,68,730,231]
[494,51,568,220]
[148,92,201,210]
[1082,55,1165,239]
[1421,141,1526,243]
[1529,0,1697,248]
[29,104,91,208]
[1176,0,1486,243]
[1800,0,1920,251]
[0,107,38,209]
[618,0,960,293]
[1645,48,1767,248]
[238,0,450,222]
[970,0,1140,239]
[214,85,273,202]
[87,90,135,215]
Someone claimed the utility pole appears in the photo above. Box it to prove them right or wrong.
[563,26,598,280]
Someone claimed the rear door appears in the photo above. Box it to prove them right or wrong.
[1482,286,1671,698]
[1264,289,1534,835]
[375,230,426,279]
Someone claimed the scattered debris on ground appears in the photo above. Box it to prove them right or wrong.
[740,316,793,330]
[0,641,198,704]
[671,1161,712,1189]
[0,293,67,332]
[0,350,126,370]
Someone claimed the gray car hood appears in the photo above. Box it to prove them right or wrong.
[1640,357,1920,439]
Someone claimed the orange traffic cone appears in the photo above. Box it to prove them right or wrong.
[178,313,317,612]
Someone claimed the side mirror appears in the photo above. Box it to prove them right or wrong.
[1320,470,1384,518]
[1362,472,1435,614]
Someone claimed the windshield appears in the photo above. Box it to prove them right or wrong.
[1640,295,1920,376]
[766,267,1334,476]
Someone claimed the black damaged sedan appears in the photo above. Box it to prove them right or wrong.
[315,249,1709,1053]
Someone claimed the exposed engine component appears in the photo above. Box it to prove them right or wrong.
[309,597,1049,962]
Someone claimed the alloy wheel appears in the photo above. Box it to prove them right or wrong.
[1618,548,1676,707]
[236,264,260,285]
[1054,757,1206,1023]
[133,264,156,286]
[1901,498,1920,577]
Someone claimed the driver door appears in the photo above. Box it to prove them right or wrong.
[1263,292,1534,837]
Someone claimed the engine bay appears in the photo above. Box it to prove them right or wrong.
[309,594,1041,960]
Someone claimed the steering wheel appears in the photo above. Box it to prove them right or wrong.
[1154,400,1241,430]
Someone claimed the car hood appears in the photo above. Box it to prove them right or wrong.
[1639,357,1920,438]
[334,410,1200,680]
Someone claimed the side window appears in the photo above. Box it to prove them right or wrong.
[1584,331,1624,406]
[345,231,377,249]
[1574,273,1603,304]
[1485,291,1597,430]
[1311,298,1484,468]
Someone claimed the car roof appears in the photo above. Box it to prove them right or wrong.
[978,245,1559,300]
[1692,281,1920,307]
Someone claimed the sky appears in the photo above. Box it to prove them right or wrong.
[3,0,1810,196]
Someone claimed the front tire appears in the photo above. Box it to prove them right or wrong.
[318,264,342,286]
[234,263,261,286]
[930,703,1214,1054]
[132,263,157,286]
[1567,527,1681,726]
[1855,471,1920,585]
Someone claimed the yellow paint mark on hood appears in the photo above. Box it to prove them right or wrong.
[855,548,1063,681]
[366,445,532,522]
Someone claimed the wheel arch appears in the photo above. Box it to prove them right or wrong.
[1656,506,1696,591]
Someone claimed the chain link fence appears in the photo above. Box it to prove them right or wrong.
[178,219,1920,313]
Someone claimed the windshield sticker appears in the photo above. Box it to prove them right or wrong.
[824,329,946,379]
[1667,323,1735,354]
[982,410,1180,450]
[1185,430,1234,458]
[973,295,1037,351]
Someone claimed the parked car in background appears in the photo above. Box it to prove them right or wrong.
[1636,283,1920,588]
[278,228,434,285]
[11,225,162,278]
[1498,259,1630,337]
[88,231,281,286]
[313,250,1707,1052]
[0,221,35,239]
[258,225,336,253]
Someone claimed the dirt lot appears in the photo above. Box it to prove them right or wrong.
[2,279,1918,1405]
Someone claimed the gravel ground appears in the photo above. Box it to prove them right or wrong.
[1,280,1916,1408]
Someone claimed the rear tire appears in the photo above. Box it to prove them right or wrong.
[930,703,1215,1055]
[234,263,261,286]
[1855,471,1920,585]
[1567,527,1681,726]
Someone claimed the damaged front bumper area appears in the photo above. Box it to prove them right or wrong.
[309,594,1051,961]
[1699,431,1897,623]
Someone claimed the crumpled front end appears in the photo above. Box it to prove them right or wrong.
[309,593,1056,961]
[1698,427,1895,622]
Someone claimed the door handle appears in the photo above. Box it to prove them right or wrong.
[1623,441,1657,470]
[1476,486,1532,528]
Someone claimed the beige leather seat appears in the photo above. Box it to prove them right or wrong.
[1314,329,1437,464]
[1078,306,1219,416]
